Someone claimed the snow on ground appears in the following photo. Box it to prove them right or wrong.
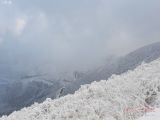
[1,59,160,120]
[137,108,160,120]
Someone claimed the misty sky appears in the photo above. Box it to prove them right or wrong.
[0,0,160,77]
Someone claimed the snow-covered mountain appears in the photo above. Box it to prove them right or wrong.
[0,77,63,116]
[1,57,160,120]
[63,42,160,95]
[0,37,68,116]
[1,42,160,116]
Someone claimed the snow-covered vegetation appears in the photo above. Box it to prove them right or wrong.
[1,58,160,120]
[1,42,160,116]
[0,77,62,116]
[137,108,160,120]
[64,42,160,95]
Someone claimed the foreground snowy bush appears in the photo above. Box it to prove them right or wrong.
[137,108,160,120]
[1,59,160,120]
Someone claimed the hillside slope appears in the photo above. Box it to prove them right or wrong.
[0,77,63,116]
[63,42,160,95]
[1,42,160,116]
[1,58,160,120]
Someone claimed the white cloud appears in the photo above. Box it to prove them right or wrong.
[14,16,27,36]
[1,0,12,5]
[106,27,135,56]
[0,37,3,45]
[34,12,48,33]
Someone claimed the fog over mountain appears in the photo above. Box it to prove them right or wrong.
[62,42,160,95]
[0,0,160,117]
[0,0,160,77]
[1,42,160,116]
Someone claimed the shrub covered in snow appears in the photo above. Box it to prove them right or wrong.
[1,59,160,120]
[137,108,160,120]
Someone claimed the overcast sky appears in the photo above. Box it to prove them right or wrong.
[0,0,160,77]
